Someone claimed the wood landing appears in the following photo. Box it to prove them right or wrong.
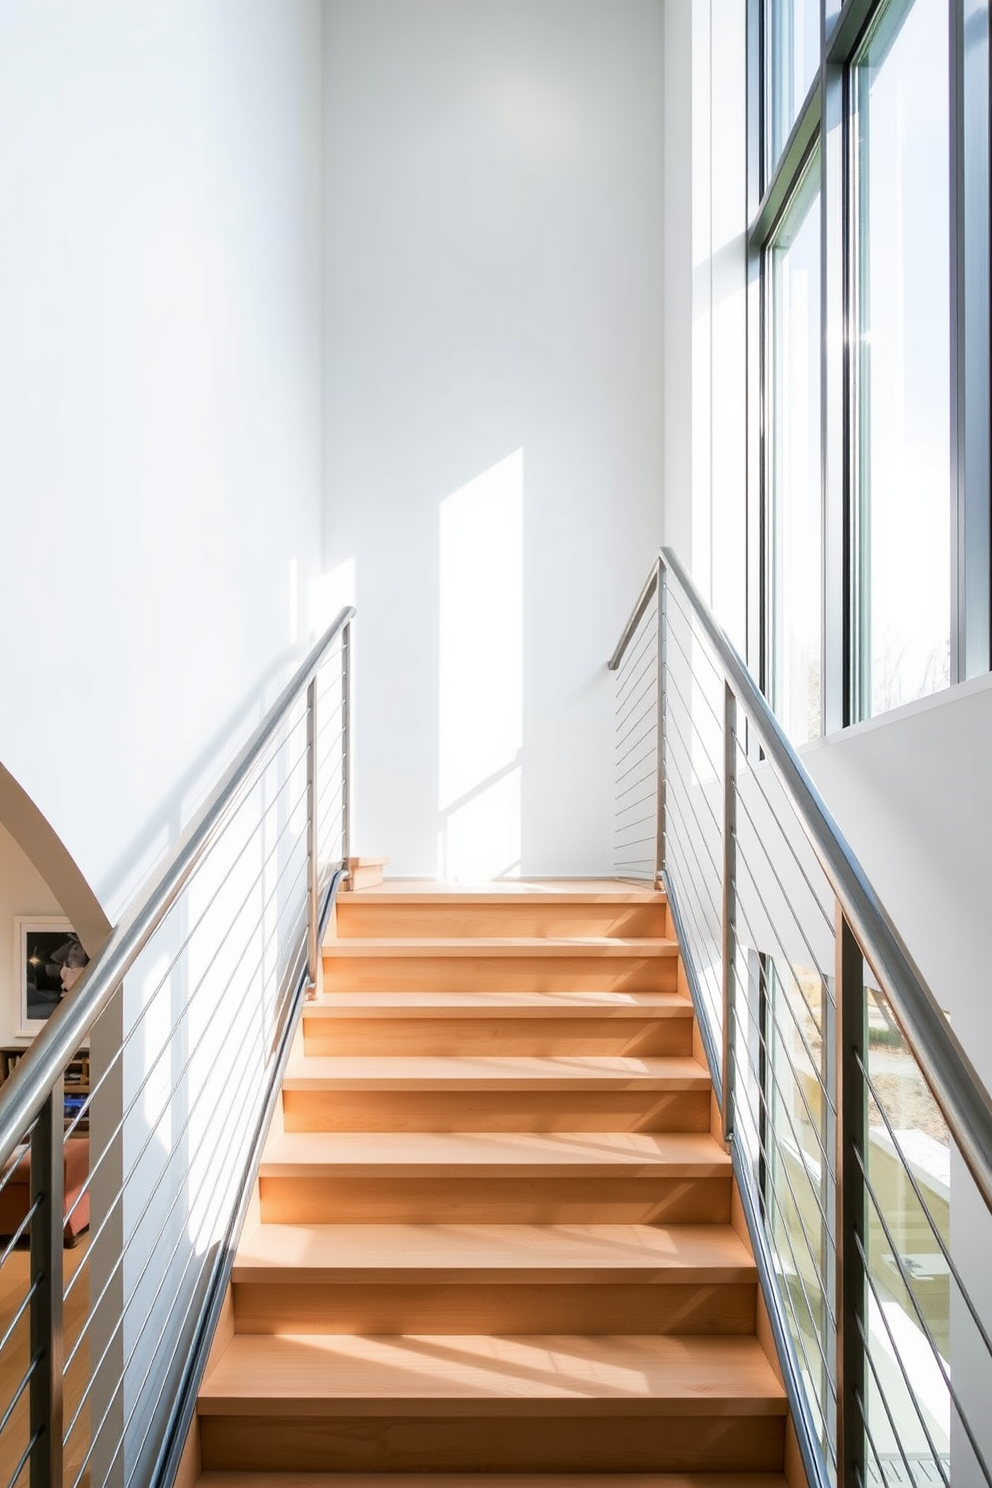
[192,880,797,1488]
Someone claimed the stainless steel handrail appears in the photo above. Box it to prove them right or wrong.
[0,604,356,1171]
[611,547,992,1216]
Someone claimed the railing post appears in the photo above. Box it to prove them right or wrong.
[30,1086,64,1488]
[835,908,867,1487]
[342,620,352,871]
[722,684,738,1145]
[305,676,319,996]
[655,561,667,883]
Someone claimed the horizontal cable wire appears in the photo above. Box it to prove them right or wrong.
[71,756,310,1136]
[852,1047,992,1357]
[614,664,657,734]
[732,768,834,998]
[66,898,308,1469]
[0,1354,37,1441]
[63,857,308,1361]
[5,1424,41,1488]
[736,750,835,935]
[73,928,307,1488]
[63,795,310,1230]
[852,1231,955,1486]
[856,1145,989,1469]
[64,843,309,1310]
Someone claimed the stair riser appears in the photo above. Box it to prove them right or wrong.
[323,958,677,995]
[335,905,670,939]
[258,1176,731,1225]
[199,1413,785,1474]
[281,1090,711,1134]
[231,1280,757,1335]
[302,1017,694,1057]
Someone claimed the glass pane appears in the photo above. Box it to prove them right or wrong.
[854,0,951,718]
[767,0,821,174]
[765,957,836,1470]
[865,984,951,1482]
[768,173,822,745]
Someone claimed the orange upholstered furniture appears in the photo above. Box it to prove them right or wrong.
[0,1136,90,1246]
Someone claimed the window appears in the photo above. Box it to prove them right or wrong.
[766,0,821,175]
[853,0,951,717]
[767,167,822,744]
[755,0,984,737]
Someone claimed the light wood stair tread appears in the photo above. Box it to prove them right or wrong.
[283,1055,710,1090]
[306,991,691,1017]
[197,1474,785,1487]
[260,1130,732,1177]
[339,879,667,903]
[198,1333,787,1414]
[323,938,678,958]
[233,1222,756,1282]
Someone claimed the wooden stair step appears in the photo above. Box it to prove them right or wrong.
[305,991,691,1016]
[230,1222,757,1336]
[322,939,680,995]
[257,1132,732,1225]
[280,1056,711,1133]
[260,1130,731,1177]
[303,993,694,1056]
[323,938,679,958]
[336,888,669,939]
[283,1055,710,1090]
[198,1332,787,1414]
[233,1221,756,1281]
[197,1475,787,1488]
[333,880,667,902]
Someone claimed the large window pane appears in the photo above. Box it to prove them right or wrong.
[854,0,951,718]
[768,172,822,745]
[767,0,821,174]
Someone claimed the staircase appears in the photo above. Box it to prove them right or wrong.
[194,880,793,1485]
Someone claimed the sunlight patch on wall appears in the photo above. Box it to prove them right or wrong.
[439,451,523,882]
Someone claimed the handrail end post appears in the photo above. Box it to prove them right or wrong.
[29,1085,64,1488]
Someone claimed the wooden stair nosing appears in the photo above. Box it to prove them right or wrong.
[232,1222,757,1285]
[281,1055,711,1092]
[197,1333,787,1417]
[304,991,693,1017]
[323,938,679,959]
[259,1130,732,1178]
[197,1474,785,1488]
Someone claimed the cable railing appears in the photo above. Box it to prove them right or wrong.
[0,605,355,1488]
[610,548,992,1488]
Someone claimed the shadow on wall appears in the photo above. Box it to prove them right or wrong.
[94,650,301,918]
[0,762,111,960]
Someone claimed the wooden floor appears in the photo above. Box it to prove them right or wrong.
[0,1237,90,1488]
[195,879,794,1487]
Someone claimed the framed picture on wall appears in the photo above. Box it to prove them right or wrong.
[15,917,90,1036]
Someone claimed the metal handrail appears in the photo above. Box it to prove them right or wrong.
[0,604,356,1171]
[610,547,992,1217]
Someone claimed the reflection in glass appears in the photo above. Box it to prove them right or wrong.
[767,0,821,174]
[855,0,951,718]
[865,985,951,1480]
[764,958,835,1468]
[768,173,822,745]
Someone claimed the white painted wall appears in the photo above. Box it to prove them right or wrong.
[0,0,325,922]
[322,0,665,878]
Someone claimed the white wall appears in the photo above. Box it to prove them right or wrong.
[322,0,665,878]
[0,0,325,922]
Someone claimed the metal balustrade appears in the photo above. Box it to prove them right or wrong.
[0,606,355,1488]
[610,549,992,1488]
